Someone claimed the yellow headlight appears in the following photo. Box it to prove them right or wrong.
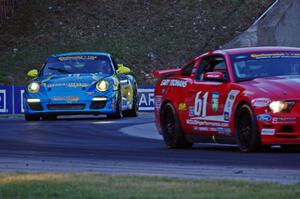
[96,80,109,92]
[27,82,40,93]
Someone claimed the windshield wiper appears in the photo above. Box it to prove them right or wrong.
[48,67,71,74]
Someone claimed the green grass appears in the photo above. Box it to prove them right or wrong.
[0,173,299,199]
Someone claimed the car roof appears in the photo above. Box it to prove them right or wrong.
[215,46,300,55]
[49,52,112,58]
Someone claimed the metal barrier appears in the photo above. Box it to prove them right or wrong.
[0,85,154,114]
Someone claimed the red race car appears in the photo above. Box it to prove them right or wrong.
[154,47,300,152]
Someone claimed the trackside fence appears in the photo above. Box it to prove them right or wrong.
[0,85,154,114]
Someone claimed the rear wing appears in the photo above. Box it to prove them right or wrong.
[153,68,181,79]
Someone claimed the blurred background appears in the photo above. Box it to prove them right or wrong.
[0,0,280,85]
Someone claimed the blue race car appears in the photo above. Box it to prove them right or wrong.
[24,52,138,121]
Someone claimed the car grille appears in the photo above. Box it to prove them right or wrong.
[47,104,85,110]
[90,101,106,109]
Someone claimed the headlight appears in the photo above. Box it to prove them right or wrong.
[96,80,109,92]
[27,82,40,93]
[269,101,294,113]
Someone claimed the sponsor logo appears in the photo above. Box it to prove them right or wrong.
[272,117,297,124]
[251,98,271,107]
[257,114,272,122]
[186,119,229,127]
[160,79,187,88]
[66,96,79,103]
[154,96,162,109]
[211,92,219,112]
[47,83,90,88]
[178,103,187,111]
[189,106,195,117]
[224,112,230,121]
[261,128,275,136]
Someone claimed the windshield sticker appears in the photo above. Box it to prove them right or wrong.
[58,56,97,61]
[250,52,300,59]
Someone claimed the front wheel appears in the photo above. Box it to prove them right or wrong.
[160,102,193,149]
[235,104,261,152]
[123,87,138,117]
[107,90,123,119]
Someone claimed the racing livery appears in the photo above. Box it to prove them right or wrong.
[24,52,138,121]
[154,47,300,152]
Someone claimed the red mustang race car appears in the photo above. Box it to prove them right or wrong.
[154,47,300,152]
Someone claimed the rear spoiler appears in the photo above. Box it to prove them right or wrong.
[153,68,181,79]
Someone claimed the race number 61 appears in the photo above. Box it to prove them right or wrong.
[194,91,208,117]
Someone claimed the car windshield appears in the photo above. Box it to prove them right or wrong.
[41,55,113,76]
[230,52,300,81]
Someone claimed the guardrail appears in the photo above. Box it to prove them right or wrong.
[0,86,155,114]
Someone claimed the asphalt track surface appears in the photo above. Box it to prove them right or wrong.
[0,113,300,184]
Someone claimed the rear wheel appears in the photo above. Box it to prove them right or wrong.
[160,102,193,149]
[235,104,261,152]
[24,114,40,121]
[123,87,138,117]
[107,90,123,119]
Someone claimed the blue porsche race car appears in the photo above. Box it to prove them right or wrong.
[24,52,138,121]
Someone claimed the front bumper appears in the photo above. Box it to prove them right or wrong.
[259,113,300,145]
[24,91,118,115]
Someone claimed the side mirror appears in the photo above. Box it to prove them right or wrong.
[27,69,38,78]
[203,72,226,82]
[117,64,131,74]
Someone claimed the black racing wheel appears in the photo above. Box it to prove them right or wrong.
[160,102,193,149]
[235,104,261,152]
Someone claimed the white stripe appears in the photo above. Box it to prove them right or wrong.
[139,107,154,111]
[138,89,154,93]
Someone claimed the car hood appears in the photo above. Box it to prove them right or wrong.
[37,73,110,91]
[240,76,300,100]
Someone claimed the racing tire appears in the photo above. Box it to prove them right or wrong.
[235,104,261,152]
[107,90,123,119]
[41,115,57,121]
[24,114,40,121]
[123,87,138,117]
[160,102,193,149]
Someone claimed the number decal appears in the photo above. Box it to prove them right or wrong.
[194,91,208,117]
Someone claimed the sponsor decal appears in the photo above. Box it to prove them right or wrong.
[154,96,162,109]
[223,90,240,120]
[66,96,79,103]
[224,112,230,121]
[178,103,187,111]
[251,98,271,107]
[251,52,300,59]
[224,128,231,136]
[257,114,272,122]
[217,128,225,135]
[261,128,275,136]
[160,79,187,88]
[47,83,90,88]
[272,117,297,124]
[211,92,219,113]
[53,96,66,101]
[186,119,229,127]
[58,56,97,61]
[189,106,195,117]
